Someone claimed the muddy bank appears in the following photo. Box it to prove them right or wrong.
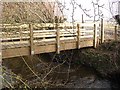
[75,40,120,87]
[2,54,111,88]
[77,41,120,75]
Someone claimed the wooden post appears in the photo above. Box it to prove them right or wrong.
[55,16,60,54]
[82,14,84,29]
[93,24,97,48]
[29,24,34,55]
[82,14,84,23]
[115,25,117,41]
[101,18,104,43]
[77,24,80,49]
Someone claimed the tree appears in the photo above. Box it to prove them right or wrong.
[2,2,64,23]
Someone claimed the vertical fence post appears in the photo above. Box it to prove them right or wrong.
[82,14,84,29]
[55,16,60,54]
[29,23,34,55]
[93,24,97,48]
[77,24,80,49]
[101,18,104,43]
[115,25,117,41]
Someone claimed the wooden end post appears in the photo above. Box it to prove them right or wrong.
[77,24,80,49]
[101,18,104,43]
[115,25,117,41]
[93,24,97,48]
[29,24,34,55]
[55,16,60,54]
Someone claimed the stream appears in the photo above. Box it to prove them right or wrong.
[2,53,118,88]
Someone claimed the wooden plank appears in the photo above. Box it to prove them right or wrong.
[93,24,97,48]
[1,22,99,29]
[2,41,29,49]
[2,37,29,41]
[1,24,36,29]
[2,47,30,59]
[77,24,80,49]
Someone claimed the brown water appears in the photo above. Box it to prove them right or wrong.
[2,54,111,88]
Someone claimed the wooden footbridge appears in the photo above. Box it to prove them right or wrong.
[1,20,105,59]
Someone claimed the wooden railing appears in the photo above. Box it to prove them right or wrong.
[1,21,103,58]
[104,24,120,41]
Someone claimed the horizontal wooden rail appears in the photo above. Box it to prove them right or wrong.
[1,22,99,28]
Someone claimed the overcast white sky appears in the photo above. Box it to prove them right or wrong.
[58,0,119,22]
[1,0,120,22]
